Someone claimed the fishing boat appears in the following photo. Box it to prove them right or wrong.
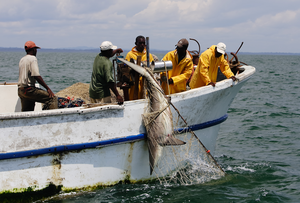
[0,36,255,196]
[0,61,255,194]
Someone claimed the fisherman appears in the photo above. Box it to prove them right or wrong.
[125,35,154,100]
[161,38,193,95]
[189,42,236,88]
[18,41,58,111]
[89,41,124,105]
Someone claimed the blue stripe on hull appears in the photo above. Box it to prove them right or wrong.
[176,114,228,133]
[0,114,227,160]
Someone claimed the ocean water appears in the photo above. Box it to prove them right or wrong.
[0,52,300,202]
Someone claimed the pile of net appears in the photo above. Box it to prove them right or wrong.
[56,82,91,104]
[55,82,124,107]
[57,97,84,108]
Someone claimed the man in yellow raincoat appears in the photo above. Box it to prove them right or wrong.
[125,35,154,100]
[161,38,193,95]
[189,42,236,88]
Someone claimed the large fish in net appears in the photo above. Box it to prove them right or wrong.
[119,58,185,174]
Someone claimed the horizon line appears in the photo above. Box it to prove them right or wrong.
[0,47,300,55]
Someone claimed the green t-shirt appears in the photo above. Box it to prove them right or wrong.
[89,53,115,99]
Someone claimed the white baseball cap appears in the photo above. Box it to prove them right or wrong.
[216,42,226,55]
[100,41,117,51]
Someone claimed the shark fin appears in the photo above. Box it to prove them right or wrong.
[158,135,186,146]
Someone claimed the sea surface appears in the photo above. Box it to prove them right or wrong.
[0,51,300,202]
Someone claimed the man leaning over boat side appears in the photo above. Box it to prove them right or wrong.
[189,42,236,88]
[89,41,124,105]
[125,35,154,100]
[160,38,193,95]
[18,41,58,112]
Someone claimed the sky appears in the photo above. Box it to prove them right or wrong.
[1,0,300,53]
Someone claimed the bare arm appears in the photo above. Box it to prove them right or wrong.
[108,82,124,105]
[112,48,123,57]
[33,76,55,97]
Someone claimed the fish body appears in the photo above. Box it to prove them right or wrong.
[118,59,185,174]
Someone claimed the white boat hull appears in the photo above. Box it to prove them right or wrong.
[0,66,255,193]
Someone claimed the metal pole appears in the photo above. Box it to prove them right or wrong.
[146,37,150,67]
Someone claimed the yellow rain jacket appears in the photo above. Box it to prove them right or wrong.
[189,45,234,89]
[125,47,154,100]
[161,50,193,95]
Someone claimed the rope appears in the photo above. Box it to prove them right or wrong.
[169,102,226,174]
[144,100,171,127]
[164,61,170,95]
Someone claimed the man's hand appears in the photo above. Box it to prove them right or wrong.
[108,82,124,105]
[115,48,123,54]
[47,88,55,98]
[208,82,216,87]
[231,76,236,81]
[116,95,124,105]
[160,76,173,85]
[34,76,55,97]
[161,75,167,82]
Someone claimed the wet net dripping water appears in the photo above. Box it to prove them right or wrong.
[148,111,226,185]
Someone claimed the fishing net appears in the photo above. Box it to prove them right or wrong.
[150,117,226,185]
[142,68,225,185]
[55,82,124,104]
